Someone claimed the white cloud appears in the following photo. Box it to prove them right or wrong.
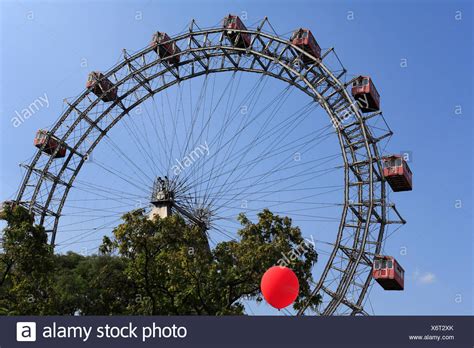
[419,272,436,284]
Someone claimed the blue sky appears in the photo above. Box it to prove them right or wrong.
[0,0,472,315]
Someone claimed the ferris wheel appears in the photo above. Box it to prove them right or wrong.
[8,15,413,316]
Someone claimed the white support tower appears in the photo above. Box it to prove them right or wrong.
[149,177,173,220]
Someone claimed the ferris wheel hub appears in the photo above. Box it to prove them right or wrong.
[149,176,213,230]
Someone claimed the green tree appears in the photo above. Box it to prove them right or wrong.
[0,204,320,315]
[101,208,320,315]
[52,252,134,315]
[0,205,134,315]
[0,204,56,314]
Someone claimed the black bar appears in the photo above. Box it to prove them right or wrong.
[2,316,472,347]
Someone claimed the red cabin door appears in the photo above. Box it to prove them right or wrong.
[380,259,388,278]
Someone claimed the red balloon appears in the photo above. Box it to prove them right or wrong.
[260,266,299,309]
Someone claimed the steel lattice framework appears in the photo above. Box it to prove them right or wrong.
[14,18,405,316]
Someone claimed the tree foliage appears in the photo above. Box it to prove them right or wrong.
[0,205,320,315]
[0,204,55,314]
[51,252,133,315]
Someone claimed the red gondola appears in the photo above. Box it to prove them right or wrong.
[86,72,118,102]
[34,130,66,158]
[373,255,405,290]
[150,32,181,64]
[291,28,321,63]
[351,76,380,112]
[383,155,413,192]
[223,14,251,48]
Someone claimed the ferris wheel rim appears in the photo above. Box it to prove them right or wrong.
[14,18,396,316]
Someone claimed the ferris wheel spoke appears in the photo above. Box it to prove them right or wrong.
[70,182,147,208]
[191,161,342,209]
[84,156,152,194]
[180,74,211,162]
[206,131,338,209]
[186,126,337,197]
[73,181,146,199]
[207,152,342,213]
[183,77,282,186]
[164,71,245,182]
[214,196,342,217]
[209,224,238,241]
[120,115,161,177]
[100,135,155,185]
[204,87,296,205]
[216,208,340,222]
[184,102,332,201]
[183,74,270,196]
[191,73,248,199]
[126,102,166,175]
[58,213,122,229]
[166,78,189,174]
[136,98,172,174]
[182,75,217,189]
[55,217,122,251]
